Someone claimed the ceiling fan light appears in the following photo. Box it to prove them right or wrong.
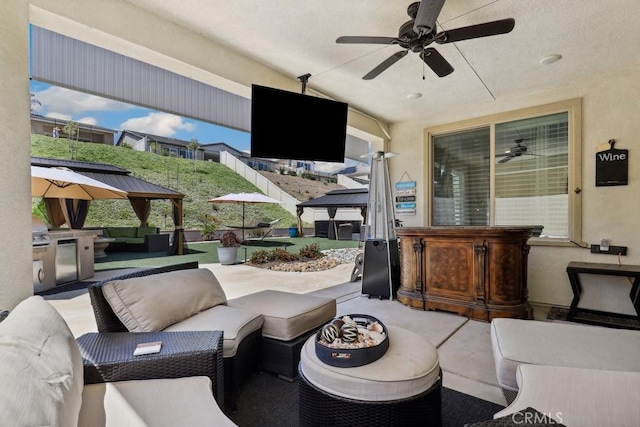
[540,54,562,65]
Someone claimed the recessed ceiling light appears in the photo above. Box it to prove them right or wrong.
[540,54,562,65]
[407,92,422,100]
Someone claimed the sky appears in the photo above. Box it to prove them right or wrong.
[29,80,252,152]
[29,80,367,172]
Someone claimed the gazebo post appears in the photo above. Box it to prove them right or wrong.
[170,198,185,255]
[327,207,338,240]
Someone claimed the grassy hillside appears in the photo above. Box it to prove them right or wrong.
[31,135,298,231]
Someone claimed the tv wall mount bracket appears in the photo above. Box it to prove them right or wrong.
[297,73,312,94]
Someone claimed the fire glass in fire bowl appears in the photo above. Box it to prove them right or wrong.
[315,314,389,367]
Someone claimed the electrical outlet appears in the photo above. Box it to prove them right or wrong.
[590,244,627,255]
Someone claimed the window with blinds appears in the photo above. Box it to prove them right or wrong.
[433,128,490,226]
[495,113,568,237]
[429,103,577,242]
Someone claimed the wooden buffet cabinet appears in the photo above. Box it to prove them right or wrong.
[396,227,534,321]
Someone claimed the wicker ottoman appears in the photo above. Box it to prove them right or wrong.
[228,289,336,380]
[298,325,442,427]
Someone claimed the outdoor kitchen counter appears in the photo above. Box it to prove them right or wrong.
[33,230,96,291]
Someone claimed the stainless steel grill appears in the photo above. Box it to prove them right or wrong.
[32,215,52,247]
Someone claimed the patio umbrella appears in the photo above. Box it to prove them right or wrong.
[208,192,282,241]
[31,166,128,200]
[31,166,128,228]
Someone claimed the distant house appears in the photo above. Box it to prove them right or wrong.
[334,164,370,184]
[118,130,282,170]
[30,114,116,145]
[116,130,332,175]
[116,130,201,159]
[275,159,315,173]
[247,157,278,171]
[199,142,247,162]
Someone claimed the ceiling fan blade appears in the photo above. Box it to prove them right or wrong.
[413,0,446,36]
[363,50,409,80]
[436,18,515,44]
[336,36,398,45]
[498,156,513,164]
[419,48,454,77]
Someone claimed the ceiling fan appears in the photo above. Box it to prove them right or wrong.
[496,139,542,163]
[336,0,515,80]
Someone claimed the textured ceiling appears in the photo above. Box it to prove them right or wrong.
[124,0,640,125]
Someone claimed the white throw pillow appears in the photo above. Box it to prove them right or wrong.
[102,268,227,332]
[0,296,83,426]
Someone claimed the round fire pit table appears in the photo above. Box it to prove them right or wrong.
[298,325,442,427]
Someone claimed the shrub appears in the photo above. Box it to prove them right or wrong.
[298,243,323,259]
[248,244,324,265]
[220,230,241,247]
[200,215,219,241]
[249,250,271,264]
[273,248,299,262]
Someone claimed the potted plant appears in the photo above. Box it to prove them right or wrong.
[200,214,219,241]
[288,221,299,238]
[217,230,241,265]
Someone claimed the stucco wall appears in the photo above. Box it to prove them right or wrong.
[389,63,640,312]
[0,0,33,309]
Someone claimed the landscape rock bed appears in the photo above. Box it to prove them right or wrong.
[251,248,362,272]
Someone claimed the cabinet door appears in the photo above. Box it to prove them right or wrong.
[424,238,475,300]
[486,239,527,304]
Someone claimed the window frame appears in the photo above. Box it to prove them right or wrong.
[424,98,584,247]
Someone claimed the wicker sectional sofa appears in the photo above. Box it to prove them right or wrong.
[102,226,169,252]
[87,262,337,410]
[87,262,263,412]
[0,296,234,426]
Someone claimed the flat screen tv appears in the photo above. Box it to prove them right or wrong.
[250,84,348,162]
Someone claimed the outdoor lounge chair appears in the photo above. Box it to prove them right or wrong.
[227,218,281,240]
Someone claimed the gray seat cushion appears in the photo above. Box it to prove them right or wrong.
[163,305,263,358]
[0,296,84,426]
[79,376,236,426]
[228,290,336,341]
[490,318,640,392]
[494,364,640,427]
[102,269,228,333]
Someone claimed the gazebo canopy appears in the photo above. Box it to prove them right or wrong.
[296,188,368,210]
[296,188,368,236]
[31,156,186,254]
[31,157,183,200]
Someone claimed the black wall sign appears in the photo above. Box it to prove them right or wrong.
[596,149,628,186]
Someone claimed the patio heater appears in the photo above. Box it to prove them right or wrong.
[361,151,401,300]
